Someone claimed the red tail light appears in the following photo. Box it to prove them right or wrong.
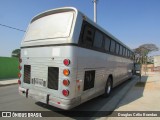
[62,89,69,96]
[18,80,21,85]
[63,79,70,86]
[63,59,70,66]
[18,73,21,78]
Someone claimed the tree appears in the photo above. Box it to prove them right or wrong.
[11,49,20,57]
[133,44,159,75]
[134,44,159,64]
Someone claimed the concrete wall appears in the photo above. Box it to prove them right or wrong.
[142,64,154,72]
[0,57,19,79]
[154,56,160,67]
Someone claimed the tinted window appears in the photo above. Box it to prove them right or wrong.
[82,25,94,46]
[128,50,130,57]
[105,36,111,51]
[119,45,123,55]
[125,49,128,57]
[110,40,116,53]
[123,47,126,56]
[93,30,103,48]
[116,43,120,55]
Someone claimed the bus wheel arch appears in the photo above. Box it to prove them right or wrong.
[103,75,113,97]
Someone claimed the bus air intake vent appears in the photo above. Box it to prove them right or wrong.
[24,65,31,84]
[83,70,95,91]
[48,67,59,90]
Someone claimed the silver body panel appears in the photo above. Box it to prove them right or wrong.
[19,7,133,110]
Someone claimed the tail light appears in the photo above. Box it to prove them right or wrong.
[63,79,70,86]
[63,69,70,76]
[18,80,21,85]
[63,59,70,66]
[18,73,21,78]
[62,89,69,96]
[19,65,22,70]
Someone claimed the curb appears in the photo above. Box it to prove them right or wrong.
[0,79,18,87]
[0,83,18,87]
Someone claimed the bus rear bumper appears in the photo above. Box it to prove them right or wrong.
[18,86,81,110]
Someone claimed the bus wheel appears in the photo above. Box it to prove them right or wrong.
[103,77,112,97]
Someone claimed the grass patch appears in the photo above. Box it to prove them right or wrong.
[0,57,19,80]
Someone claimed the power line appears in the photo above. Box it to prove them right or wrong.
[0,23,25,32]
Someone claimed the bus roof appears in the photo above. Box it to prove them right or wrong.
[31,7,78,23]
[31,7,133,52]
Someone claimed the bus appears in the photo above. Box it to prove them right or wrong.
[18,7,134,110]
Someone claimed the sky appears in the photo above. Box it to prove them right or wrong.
[0,0,160,57]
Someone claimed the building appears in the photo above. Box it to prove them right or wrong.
[154,55,160,72]
[147,56,154,63]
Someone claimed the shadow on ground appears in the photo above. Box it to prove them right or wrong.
[35,76,148,119]
[115,75,148,109]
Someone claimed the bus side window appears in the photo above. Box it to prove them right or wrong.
[119,45,123,56]
[125,49,128,57]
[110,40,116,53]
[116,43,120,55]
[123,47,126,56]
[128,50,130,58]
[93,30,103,48]
[82,25,94,47]
[104,36,111,52]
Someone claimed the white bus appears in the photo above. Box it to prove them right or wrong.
[18,7,134,110]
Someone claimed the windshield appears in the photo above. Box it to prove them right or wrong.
[24,11,74,42]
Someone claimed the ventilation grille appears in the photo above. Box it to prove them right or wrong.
[24,65,31,84]
[83,70,95,91]
[48,67,59,90]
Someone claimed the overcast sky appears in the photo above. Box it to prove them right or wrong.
[0,0,159,57]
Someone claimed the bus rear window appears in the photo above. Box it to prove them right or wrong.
[24,12,74,42]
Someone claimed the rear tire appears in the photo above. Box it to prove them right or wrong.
[103,77,112,97]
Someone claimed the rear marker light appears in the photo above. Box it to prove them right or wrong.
[19,65,22,70]
[18,80,21,85]
[63,69,70,76]
[18,73,21,78]
[62,89,69,96]
[63,59,70,66]
[63,79,70,86]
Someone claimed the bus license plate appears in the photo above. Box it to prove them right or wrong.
[33,78,44,87]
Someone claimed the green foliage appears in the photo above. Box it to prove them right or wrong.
[11,49,20,57]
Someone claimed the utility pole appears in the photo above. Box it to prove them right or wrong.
[93,0,98,23]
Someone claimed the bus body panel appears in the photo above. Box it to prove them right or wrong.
[19,7,134,110]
